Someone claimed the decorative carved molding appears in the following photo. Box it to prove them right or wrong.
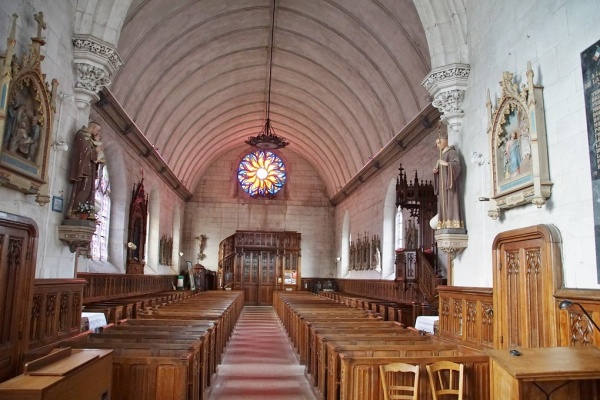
[422,63,470,134]
[72,35,122,108]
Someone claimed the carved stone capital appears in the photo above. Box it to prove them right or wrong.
[422,63,470,134]
[72,35,122,108]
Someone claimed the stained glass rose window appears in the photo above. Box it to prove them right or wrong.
[237,150,286,197]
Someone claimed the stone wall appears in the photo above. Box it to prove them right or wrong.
[184,147,335,278]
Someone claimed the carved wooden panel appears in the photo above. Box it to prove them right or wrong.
[28,279,85,353]
[0,213,37,381]
[493,225,563,349]
[437,286,494,349]
[556,289,600,347]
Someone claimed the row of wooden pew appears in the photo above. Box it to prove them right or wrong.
[274,291,490,400]
[318,290,430,328]
[63,290,244,400]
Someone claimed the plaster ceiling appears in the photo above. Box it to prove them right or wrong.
[111,0,431,195]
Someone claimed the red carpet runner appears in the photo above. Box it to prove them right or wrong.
[207,306,319,399]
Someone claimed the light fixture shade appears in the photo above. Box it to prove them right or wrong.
[245,119,289,149]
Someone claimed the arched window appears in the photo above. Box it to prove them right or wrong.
[395,207,403,250]
[91,165,110,261]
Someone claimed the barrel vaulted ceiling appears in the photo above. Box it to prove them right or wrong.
[110,0,432,195]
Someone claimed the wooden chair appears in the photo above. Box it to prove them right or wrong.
[426,360,464,400]
[379,362,420,400]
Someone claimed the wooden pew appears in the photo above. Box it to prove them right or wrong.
[69,290,243,400]
[339,353,490,400]
[324,342,470,400]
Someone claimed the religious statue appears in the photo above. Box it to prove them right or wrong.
[66,122,105,218]
[433,130,464,230]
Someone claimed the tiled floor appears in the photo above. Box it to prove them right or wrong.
[207,306,319,400]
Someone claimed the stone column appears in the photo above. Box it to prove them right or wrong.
[422,63,470,135]
[72,35,122,110]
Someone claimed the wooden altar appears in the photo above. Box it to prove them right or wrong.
[218,230,301,305]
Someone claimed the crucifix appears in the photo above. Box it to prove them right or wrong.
[33,12,47,40]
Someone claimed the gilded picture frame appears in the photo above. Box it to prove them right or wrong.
[486,62,553,219]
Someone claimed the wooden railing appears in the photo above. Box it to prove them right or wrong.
[77,273,176,303]
[437,285,494,349]
[29,279,86,351]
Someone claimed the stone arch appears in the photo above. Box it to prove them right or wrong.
[412,0,469,68]
[74,0,133,46]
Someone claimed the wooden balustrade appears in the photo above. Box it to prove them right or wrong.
[437,285,494,349]
[77,273,176,303]
[29,279,87,352]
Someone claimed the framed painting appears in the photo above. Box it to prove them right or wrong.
[486,62,553,219]
[51,196,63,212]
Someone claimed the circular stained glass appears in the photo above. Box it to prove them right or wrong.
[237,150,286,197]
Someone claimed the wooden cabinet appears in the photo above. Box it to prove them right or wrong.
[487,347,600,400]
[0,348,113,400]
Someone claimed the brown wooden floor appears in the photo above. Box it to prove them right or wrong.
[207,306,319,400]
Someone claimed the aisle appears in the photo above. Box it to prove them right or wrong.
[207,306,319,400]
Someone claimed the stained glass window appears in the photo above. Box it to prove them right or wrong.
[237,150,286,197]
[91,165,110,261]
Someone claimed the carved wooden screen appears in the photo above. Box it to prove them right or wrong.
[493,225,562,348]
[220,230,301,305]
[0,213,37,381]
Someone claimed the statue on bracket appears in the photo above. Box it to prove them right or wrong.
[65,122,105,219]
[433,128,464,231]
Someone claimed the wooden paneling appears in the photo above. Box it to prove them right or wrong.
[555,288,600,347]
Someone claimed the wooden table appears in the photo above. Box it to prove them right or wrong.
[487,346,600,400]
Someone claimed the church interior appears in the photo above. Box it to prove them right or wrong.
[0,0,600,399]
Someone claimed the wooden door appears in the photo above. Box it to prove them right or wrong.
[258,251,276,306]
[242,251,259,305]
[0,214,37,381]
[493,225,562,349]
